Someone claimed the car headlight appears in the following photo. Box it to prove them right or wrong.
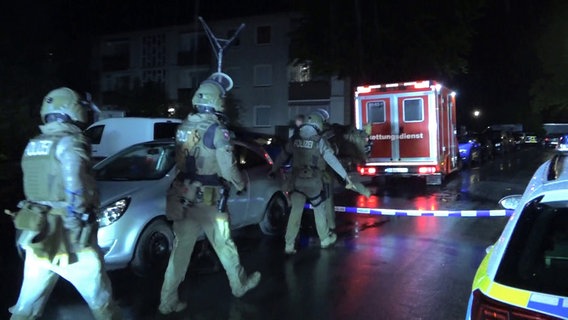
[97,197,130,227]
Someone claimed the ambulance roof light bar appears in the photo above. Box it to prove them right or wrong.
[356,80,435,93]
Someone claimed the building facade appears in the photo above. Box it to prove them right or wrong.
[93,13,351,136]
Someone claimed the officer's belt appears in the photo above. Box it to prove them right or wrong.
[25,200,67,209]
[187,173,223,186]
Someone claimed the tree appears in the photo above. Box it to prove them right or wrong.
[529,0,568,122]
[290,0,486,85]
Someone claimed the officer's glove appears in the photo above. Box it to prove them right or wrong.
[344,176,372,198]
[344,176,355,191]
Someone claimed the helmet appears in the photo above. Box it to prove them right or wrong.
[315,108,330,122]
[191,81,225,113]
[191,72,234,114]
[40,87,87,125]
[305,112,324,132]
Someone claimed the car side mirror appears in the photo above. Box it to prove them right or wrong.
[498,195,522,210]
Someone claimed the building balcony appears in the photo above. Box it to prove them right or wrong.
[288,81,331,101]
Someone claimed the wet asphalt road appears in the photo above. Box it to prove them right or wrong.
[0,146,555,320]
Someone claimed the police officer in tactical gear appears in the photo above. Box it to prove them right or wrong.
[159,73,261,315]
[270,112,362,254]
[8,88,121,320]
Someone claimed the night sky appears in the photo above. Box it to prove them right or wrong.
[1,0,563,133]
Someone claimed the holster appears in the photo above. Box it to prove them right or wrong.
[12,201,50,232]
[165,179,204,221]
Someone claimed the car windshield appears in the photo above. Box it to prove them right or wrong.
[495,197,568,297]
[94,142,176,181]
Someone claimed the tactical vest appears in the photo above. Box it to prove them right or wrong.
[291,135,326,178]
[21,135,65,202]
[175,115,222,185]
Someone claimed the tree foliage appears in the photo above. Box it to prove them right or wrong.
[290,0,486,84]
[530,0,568,121]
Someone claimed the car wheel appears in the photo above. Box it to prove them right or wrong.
[259,194,289,236]
[131,219,173,277]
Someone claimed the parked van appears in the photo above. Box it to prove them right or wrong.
[84,117,182,162]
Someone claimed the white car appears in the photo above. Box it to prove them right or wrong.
[94,139,289,276]
[466,153,568,319]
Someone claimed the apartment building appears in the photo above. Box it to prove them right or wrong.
[93,13,351,136]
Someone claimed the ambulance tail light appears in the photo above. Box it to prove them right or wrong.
[358,166,376,176]
[418,166,438,174]
[470,290,556,320]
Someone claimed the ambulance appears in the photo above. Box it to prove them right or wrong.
[354,80,460,185]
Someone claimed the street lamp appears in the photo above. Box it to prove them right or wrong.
[473,110,480,118]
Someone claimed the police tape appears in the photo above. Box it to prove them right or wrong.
[304,204,513,217]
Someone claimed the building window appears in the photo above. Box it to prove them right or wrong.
[178,69,209,89]
[101,38,130,71]
[289,60,312,83]
[142,69,166,84]
[254,64,272,87]
[254,106,271,127]
[256,25,271,45]
[102,74,131,92]
[142,33,166,68]
[368,101,386,123]
[403,98,424,122]
[178,32,209,65]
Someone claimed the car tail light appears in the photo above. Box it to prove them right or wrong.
[471,290,559,320]
[418,166,437,174]
[358,166,376,176]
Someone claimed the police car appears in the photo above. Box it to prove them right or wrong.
[466,153,568,319]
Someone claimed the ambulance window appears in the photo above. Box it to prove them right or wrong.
[403,99,423,122]
[368,101,385,123]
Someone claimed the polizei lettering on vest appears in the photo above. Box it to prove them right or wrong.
[24,140,53,156]
[294,140,314,149]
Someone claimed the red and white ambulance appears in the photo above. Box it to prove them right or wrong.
[354,80,460,185]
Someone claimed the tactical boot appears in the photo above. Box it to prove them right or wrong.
[284,243,297,255]
[232,271,261,298]
[91,302,123,320]
[158,301,188,315]
[320,232,337,248]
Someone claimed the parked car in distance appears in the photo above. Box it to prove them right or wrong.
[466,153,568,319]
[458,135,482,167]
[523,132,539,145]
[94,139,289,276]
[84,117,181,163]
[542,133,564,149]
[482,128,514,155]
[556,134,568,152]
